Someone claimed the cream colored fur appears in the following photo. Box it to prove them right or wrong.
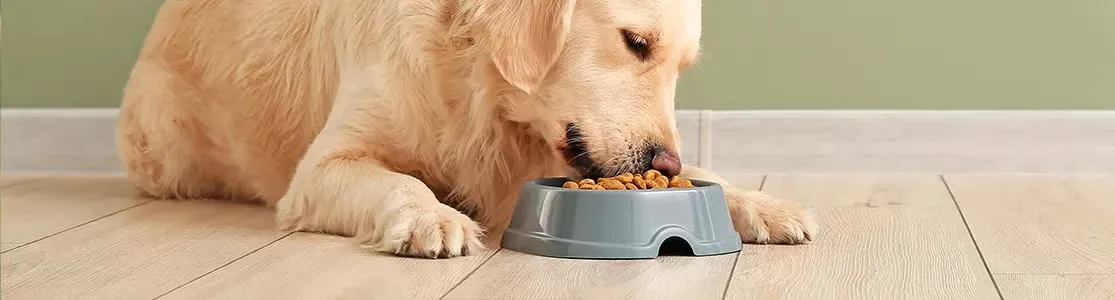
[117,0,817,258]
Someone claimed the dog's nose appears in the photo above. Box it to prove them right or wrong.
[651,148,682,177]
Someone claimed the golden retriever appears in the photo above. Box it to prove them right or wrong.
[116,0,816,258]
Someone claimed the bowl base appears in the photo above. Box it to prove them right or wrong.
[501,229,742,260]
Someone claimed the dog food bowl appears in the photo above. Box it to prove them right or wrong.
[500,177,742,259]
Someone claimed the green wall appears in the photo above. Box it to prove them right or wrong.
[3,0,1114,109]
[1,0,164,108]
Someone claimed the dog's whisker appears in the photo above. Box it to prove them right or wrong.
[599,155,626,176]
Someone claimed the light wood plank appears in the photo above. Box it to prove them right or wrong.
[447,251,736,300]
[724,174,1000,299]
[445,174,765,300]
[0,244,23,252]
[996,274,1115,300]
[0,176,149,249]
[946,174,1115,274]
[0,199,287,299]
[0,175,44,250]
[0,174,43,188]
[160,233,497,300]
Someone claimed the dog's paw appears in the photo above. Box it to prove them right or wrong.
[370,203,487,258]
[726,189,817,244]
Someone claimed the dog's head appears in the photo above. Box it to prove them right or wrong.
[459,0,702,179]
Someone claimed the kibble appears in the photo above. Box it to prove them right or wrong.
[599,178,626,190]
[562,170,696,190]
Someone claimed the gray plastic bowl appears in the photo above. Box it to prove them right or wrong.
[500,177,742,259]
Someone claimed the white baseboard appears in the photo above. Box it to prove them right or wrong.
[3,108,1113,174]
[705,110,1115,173]
[2,109,123,174]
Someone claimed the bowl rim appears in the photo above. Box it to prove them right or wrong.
[524,177,722,193]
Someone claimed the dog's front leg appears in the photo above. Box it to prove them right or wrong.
[275,131,485,258]
[680,165,817,244]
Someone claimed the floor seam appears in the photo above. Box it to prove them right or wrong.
[152,231,296,299]
[940,174,1005,300]
[0,199,156,254]
[719,175,768,299]
[439,248,503,300]
[719,252,743,300]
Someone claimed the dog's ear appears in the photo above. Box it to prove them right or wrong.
[463,0,577,95]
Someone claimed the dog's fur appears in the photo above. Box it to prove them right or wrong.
[117,0,817,258]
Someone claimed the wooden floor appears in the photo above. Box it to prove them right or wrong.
[1,173,1113,300]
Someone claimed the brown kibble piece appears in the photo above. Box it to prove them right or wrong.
[624,183,637,190]
[668,176,694,188]
[563,181,579,189]
[579,183,595,189]
[633,177,647,189]
[653,176,669,188]
[643,170,661,181]
[615,173,635,183]
[592,185,606,190]
[600,179,626,190]
[578,179,595,186]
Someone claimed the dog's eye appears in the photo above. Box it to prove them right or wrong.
[621,30,651,60]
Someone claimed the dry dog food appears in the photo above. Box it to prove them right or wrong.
[562,170,695,190]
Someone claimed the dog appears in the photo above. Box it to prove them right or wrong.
[116,0,817,258]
